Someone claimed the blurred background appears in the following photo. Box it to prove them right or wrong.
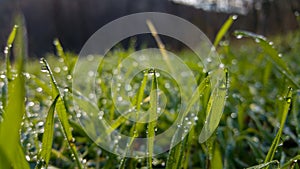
[0,0,299,57]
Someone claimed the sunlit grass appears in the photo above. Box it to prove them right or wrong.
[0,15,300,169]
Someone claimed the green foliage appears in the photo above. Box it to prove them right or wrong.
[36,94,59,168]
[1,13,300,169]
[0,14,30,169]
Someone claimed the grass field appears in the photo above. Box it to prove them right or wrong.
[0,15,300,169]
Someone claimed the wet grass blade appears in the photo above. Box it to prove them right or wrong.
[246,160,279,169]
[214,15,237,47]
[1,25,18,112]
[281,155,300,169]
[119,71,148,169]
[166,76,210,169]
[199,69,228,143]
[53,39,73,74]
[0,15,30,169]
[234,30,300,88]
[36,94,60,168]
[263,87,293,168]
[40,58,83,169]
[5,25,18,82]
[147,69,158,169]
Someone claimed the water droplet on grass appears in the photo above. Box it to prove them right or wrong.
[54,67,61,73]
[4,47,8,54]
[36,87,43,93]
[41,66,49,73]
[219,63,225,69]
[236,34,243,39]
[232,15,238,20]
[255,38,261,43]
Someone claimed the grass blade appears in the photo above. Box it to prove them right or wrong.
[147,69,158,169]
[5,25,18,82]
[246,160,279,169]
[36,94,60,168]
[214,15,237,47]
[281,155,300,169]
[263,87,293,168]
[119,71,148,169]
[199,69,228,143]
[53,39,74,74]
[211,142,223,169]
[40,58,83,169]
[234,30,300,88]
[0,14,30,169]
[166,76,210,169]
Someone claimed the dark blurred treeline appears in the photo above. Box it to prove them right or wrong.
[0,0,299,57]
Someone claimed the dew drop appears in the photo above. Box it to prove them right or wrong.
[62,66,68,71]
[4,47,8,54]
[87,55,94,61]
[88,71,95,77]
[230,113,237,118]
[54,67,61,73]
[269,41,274,45]
[41,66,49,73]
[206,57,212,63]
[255,38,261,43]
[232,15,238,20]
[36,87,43,93]
[236,34,243,39]
[117,96,123,101]
[219,63,225,69]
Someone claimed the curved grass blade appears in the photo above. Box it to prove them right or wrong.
[234,30,300,88]
[246,160,279,169]
[214,15,238,47]
[40,58,83,169]
[263,87,293,168]
[0,14,30,169]
[36,94,60,169]
[281,155,300,169]
[199,68,228,143]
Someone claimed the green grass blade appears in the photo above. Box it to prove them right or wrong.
[40,58,83,169]
[234,30,300,88]
[211,142,223,169]
[199,69,228,143]
[281,155,300,169]
[119,71,148,169]
[53,39,72,73]
[264,87,293,168]
[213,15,237,47]
[147,69,158,169]
[166,76,210,169]
[0,14,30,169]
[5,25,18,82]
[36,94,60,168]
[246,160,279,169]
